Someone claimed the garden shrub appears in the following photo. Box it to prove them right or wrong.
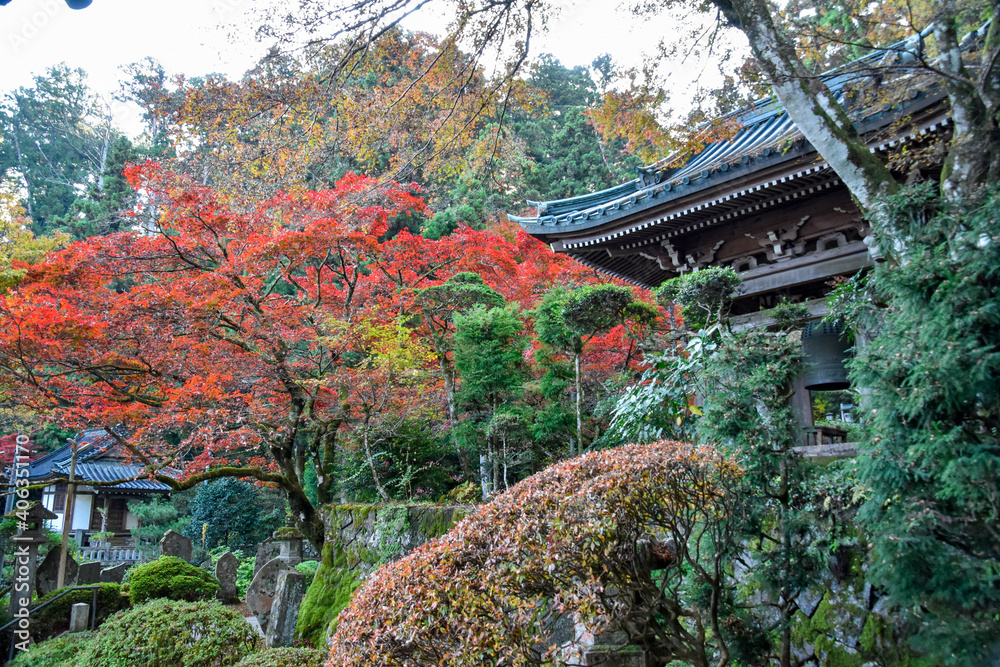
[329,441,742,666]
[8,632,95,667]
[235,647,326,667]
[127,556,220,605]
[80,598,259,667]
[294,560,318,579]
[31,583,128,641]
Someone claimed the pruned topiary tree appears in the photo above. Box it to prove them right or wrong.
[329,440,743,666]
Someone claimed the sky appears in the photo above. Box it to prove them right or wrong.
[0,0,719,135]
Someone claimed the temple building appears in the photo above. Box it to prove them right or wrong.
[511,53,949,454]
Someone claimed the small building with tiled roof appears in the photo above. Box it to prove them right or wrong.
[13,429,172,547]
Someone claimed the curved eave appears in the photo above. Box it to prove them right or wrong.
[511,89,946,239]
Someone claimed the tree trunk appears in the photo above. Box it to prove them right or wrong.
[364,425,390,501]
[713,0,900,214]
[935,6,1000,200]
[574,352,582,454]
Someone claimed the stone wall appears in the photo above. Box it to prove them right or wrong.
[296,503,468,648]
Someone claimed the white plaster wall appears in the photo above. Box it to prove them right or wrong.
[71,494,93,531]
[125,509,139,530]
[41,487,64,532]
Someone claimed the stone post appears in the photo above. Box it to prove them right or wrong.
[69,603,90,633]
[263,570,307,648]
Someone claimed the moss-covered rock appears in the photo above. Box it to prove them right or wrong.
[299,503,468,647]
[294,542,360,647]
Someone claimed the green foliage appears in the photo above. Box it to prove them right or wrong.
[770,297,811,331]
[8,633,95,667]
[655,266,742,330]
[453,304,526,410]
[0,65,140,239]
[845,184,1000,663]
[80,599,260,667]
[600,328,713,446]
[127,497,190,559]
[563,283,650,338]
[295,542,361,647]
[513,55,638,202]
[182,478,283,552]
[127,556,221,606]
[294,560,319,579]
[31,583,128,642]
[337,420,457,502]
[234,648,326,667]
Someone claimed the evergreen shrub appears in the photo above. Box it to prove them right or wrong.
[80,599,259,667]
[8,632,95,667]
[31,583,128,641]
[127,556,220,605]
[234,647,326,667]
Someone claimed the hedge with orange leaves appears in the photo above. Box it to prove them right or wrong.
[328,440,742,666]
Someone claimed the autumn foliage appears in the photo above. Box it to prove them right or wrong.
[328,440,742,666]
[0,162,652,546]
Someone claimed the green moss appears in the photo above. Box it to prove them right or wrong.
[416,507,465,539]
[810,594,834,634]
[859,613,884,653]
[127,557,220,606]
[272,526,301,539]
[295,542,361,647]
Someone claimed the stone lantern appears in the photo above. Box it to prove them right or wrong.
[7,503,58,620]
[272,527,303,566]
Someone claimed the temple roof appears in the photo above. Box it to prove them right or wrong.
[26,429,173,493]
[510,43,950,288]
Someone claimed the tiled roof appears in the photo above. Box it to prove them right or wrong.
[52,461,172,492]
[510,36,942,234]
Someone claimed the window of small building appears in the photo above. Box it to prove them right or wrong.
[52,482,68,512]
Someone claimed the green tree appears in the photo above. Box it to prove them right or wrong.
[533,283,657,452]
[841,184,1000,664]
[127,497,190,559]
[453,303,527,498]
[0,64,133,239]
[183,478,284,552]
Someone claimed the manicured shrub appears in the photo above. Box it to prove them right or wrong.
[31,583,128,641]
[80,598,259,667]
[329,441,741,666]
[235,647,326,667]
[8,633,95,667]
[127,556,220,605]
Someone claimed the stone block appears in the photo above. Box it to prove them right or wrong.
[264,570,307,648]
[35,551,77,597]
[69,602,89,633]
[254,539,279,578]
[100,562,129,583]
[77,561,101,585]
[216,551,239,602]
[246,557,289,632]
[160,529,193,562]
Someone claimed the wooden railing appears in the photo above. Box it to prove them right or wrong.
[77,546,143,564]
[796,425,856,457]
